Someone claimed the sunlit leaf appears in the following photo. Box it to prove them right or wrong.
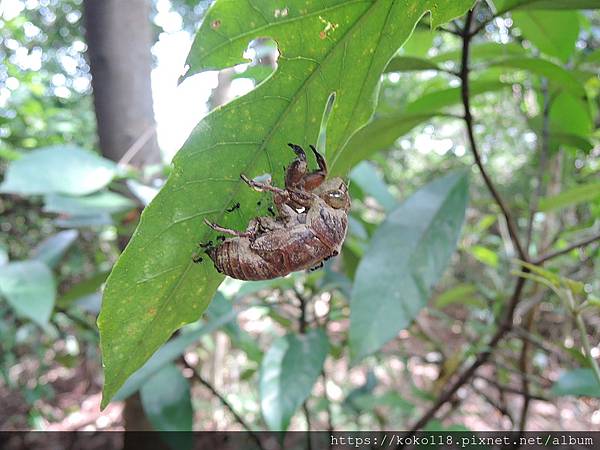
[538,181,600,212]
[512,10,579,63]
[350,170,469,361]
[99,0,476,408]
[467,245,499,268]
[331,80,507,174]
[384,56,441,73]
[434,283,483,308]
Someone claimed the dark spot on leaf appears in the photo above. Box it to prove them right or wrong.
[211,19,221,29]
[226,202,240,213]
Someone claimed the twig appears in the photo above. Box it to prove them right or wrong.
[460,9,527,261]
[533,233,600,265]
[471,385,514,425]
[525,79,551,249]
[401,9,533,436]
[405,276,527,434]
[117,125,157,167]
[303,402,313,450]
[518,308,535,431]
[181,357,265,450]
[322,369,334,438]
[474,375,551,402]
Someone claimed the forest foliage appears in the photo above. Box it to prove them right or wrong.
[1,0,599,433]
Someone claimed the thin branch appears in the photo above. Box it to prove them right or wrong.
[322,369,334,438]
[303,402,313,450]
[471,385,514,425]
[181,357,265,450]
[518,309,535,431]
[400,11,535,435]
[474,375,551,403]
[526,79,551,249]
[117,124,157,167]
[533,233,600,265]
[460,9,528,261]
[405,276,527,434]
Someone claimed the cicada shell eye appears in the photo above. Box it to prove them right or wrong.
[324,189,349,210]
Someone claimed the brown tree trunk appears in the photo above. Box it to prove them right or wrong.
[83,0,160,168]
[82,0,159,432]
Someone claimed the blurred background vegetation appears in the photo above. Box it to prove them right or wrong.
[0,0,599,435]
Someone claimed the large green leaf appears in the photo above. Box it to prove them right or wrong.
[0,260,56,327]
[259,328,328,431]
[511,10,579,63]
[98,0,476,408]
[0,146,117,196]
[140,363,193,430]
[349,170,469,361]
[551,368,600,398]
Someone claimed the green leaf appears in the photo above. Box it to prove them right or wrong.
[54,214,113,228]
[30,230,79,269]
[260,328,328,431]
[0,260,56,327]
[384,56,441,73]
[467,245,499,268]
[434,283,482,308]
[399,30,434,57]
[350,170,469,361]
[43,191,136,216]
[140,363,193,430]
[330,112,436,175]
[489,57,586,98]
[511,10,579,63]
[99,0,476,408]
[0,245,9,267]
[331,80,506,175]
[349,162,395,211]
[56,271,109,309]
[432,42,526,64]
[549,92,592,137]
[548,132,593,153]
[405,80,507,115]
[0,146,118,196]
[498,0,600,10]
[538,181,600,212]
[551,368,600,398]
[114,293,239,401]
